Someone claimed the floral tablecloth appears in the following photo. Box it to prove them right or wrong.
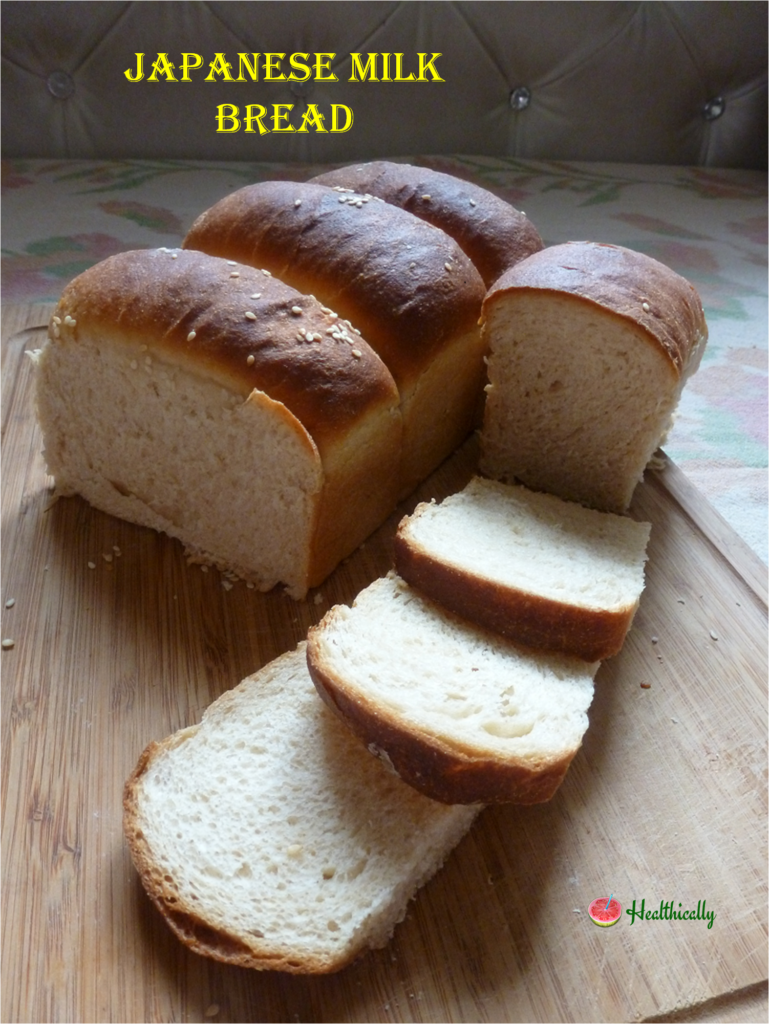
[3,156,766,562]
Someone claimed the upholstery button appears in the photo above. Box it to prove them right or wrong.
[289,79,314,99]
[47,70,75,99]
[703,96,725,121]
[509,86,531,111]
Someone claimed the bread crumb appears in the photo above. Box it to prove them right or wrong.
[651,636,659,644]
[87,561,96,569]
[102,553,113,563]
[287,844,303,857]
[640,682,651,689]
[313,592,323,605]
[2,639,15,649]
[113,546,122,556]
[205,1005,220,1017]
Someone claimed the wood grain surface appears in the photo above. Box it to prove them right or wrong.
[2,303,767,1024]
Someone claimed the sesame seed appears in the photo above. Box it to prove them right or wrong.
[230,271,240,278]
[227,260,237,265]
[287,844,303,857]
[1,639,14,650]
[187,330,196,342]
[338,196,348,203]
[205,1006,220,1018]
[52,316,61,325]
[171,252,178,259]
[421,194,431,200]
[130,360,138,370]
[642,301,650,312]
[469,198,476,206]
[294,199,302,207]
[144,355,152,365]
[250,293,261,300]
[261,269,271,277]
[222,580,233,591]
[710,629,719,641]
[351,349,362,358]
[200,564,209,572]
[52,324,60,338]
[329,312,338,320]
[444,262,452,272]
[247,354,255,366]
[87,561,96,570]
[651,636,659,644]
[102,553,113,563]
[244,311,257,320]
[5,599,15,609]
[291,306,303,316]
[113,546,122,556]
[246,581,255,589]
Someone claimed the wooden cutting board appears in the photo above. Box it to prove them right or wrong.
[2,303,766,1024]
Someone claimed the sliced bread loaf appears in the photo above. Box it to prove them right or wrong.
[394,476,651,661]
[123,644,480,974]
[307,573,599,805]
[480,241,708,513]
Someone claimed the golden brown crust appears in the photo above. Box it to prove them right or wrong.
[310,160,544,286]
[182,181,486,388]
[305,621,578,806]
[53,247,399,450]
[482,241,708,376]
[392,524,637,662]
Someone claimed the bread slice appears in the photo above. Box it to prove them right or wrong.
[33,248,402,598]
[123,644,480,974]
[183,180,487,497]
[394,477,651,661]
[307,573,598,805]
[480,241,708,513]
[309,160,544,286]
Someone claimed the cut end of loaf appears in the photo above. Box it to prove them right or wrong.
[480,241,707,513]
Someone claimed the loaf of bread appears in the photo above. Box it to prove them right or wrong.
[309,160,544,286]
[123,643,480,973]
[394,476,651,662]
[33,247,402,597]
[307,573,598,805]
[183,180,487,497]
[479,241,708,513]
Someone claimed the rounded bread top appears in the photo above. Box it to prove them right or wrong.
[51,247,399,446]
[182,181,486,384]
[310,160,544,286]
[483,241,708,376]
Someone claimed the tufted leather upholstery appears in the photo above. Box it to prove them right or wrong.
[2,1,766,168]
